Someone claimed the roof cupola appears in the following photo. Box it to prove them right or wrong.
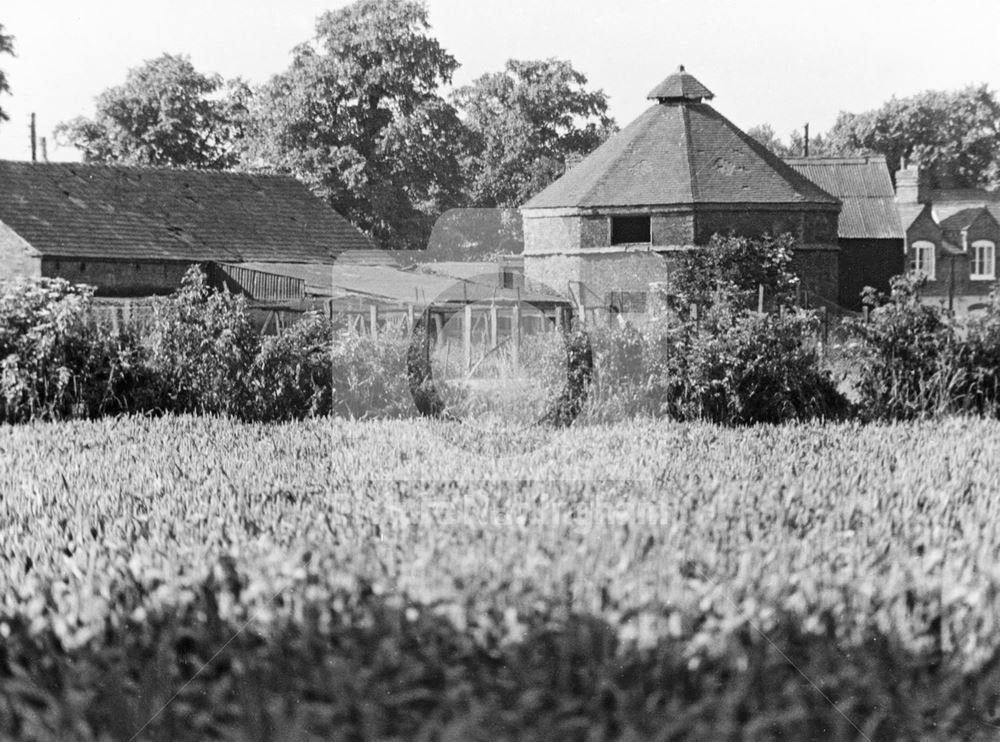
[646,65,714,103]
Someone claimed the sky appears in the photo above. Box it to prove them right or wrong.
[1,0,999,162]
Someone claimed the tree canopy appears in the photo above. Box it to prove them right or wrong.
[751,85,1000,190]
[746,123,837,159]
[55,54,245,169]
[827,85,1000,189]
[454,58,615,208]
[0,24,14,124]
[241,0,466,250]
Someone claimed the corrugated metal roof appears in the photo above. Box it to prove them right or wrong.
[0,160,374,261]
[239,263,568,308]
[785,157,904,239]
[524,102,838,210]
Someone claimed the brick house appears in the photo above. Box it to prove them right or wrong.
[0,160,373,298]
[785,156,905,310]
[895,165,1000,312]
[520,66,842,315]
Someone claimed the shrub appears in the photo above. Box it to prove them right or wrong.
[247,312,336,421]
[672,232,799,309]
[329,327,414,419]
[585,309,846,425]
[0,278,144,422]
[849,274,1000,420]
[143,268,260,415]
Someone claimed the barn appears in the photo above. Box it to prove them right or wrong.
[0,160,373,298]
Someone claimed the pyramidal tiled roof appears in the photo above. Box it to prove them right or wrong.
[647,65,714,102]
[0,160,374,262]
[524,68,839,210]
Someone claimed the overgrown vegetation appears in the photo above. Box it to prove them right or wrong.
[0,270,414,424]
[849,273,1000,420]
[4,259,1000,427]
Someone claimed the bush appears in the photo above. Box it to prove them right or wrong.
[849,274,1000,420]
[246,312,336,421]
[143,269,260,415]
[328,327,413,419]
[0,278,144,422]
[585,309,846,425]
[672,232,799,309]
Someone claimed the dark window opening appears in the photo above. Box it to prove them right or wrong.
[501,270,515,289]
[611,216,651,245]
[79,262,86,273]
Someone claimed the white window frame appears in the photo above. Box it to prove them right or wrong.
[912,240,936,281]
[971,240,996,281]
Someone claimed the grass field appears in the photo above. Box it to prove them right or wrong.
[4,416,1000,740]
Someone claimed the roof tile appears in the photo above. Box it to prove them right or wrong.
[0,161,374,262]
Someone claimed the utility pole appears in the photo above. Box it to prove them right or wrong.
[29,113,37,162]
[803,122,809,157]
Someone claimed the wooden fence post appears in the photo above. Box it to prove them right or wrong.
[463,304,472,374]
[758,284,765,313]
[407,304,415,334]
[433,312,443,349]
[369,305,378,340]
[490,304,498,349]
[512,302,521,372]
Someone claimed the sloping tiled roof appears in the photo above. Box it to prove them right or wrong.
[939,207,991,232]
[785,157,904,239]
[0,160,374,262]
[929,189,1000,227]
[524,100,838,210]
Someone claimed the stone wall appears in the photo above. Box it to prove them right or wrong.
[41,258,194,297]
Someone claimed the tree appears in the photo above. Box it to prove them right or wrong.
[454,59,616,208]
[242,0,466,250]
[747,123,840,159]
[827,85,1000,189]
[0,24,14,124]
[55,54,244,169]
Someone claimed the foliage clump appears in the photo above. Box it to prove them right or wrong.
[849,273,1000,420]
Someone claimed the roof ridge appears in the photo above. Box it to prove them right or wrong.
[681,105,698,203]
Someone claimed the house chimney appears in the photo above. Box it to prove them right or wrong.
[895,164,927,204]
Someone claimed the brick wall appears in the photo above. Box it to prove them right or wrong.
[525,251,673,308]
[41,258,194,297]
[0,223,42,280]
[523,215,580,254]
[526,211,697,251]
[651,213,695,245]
[694,208,838,245]
[524,205,842,307]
